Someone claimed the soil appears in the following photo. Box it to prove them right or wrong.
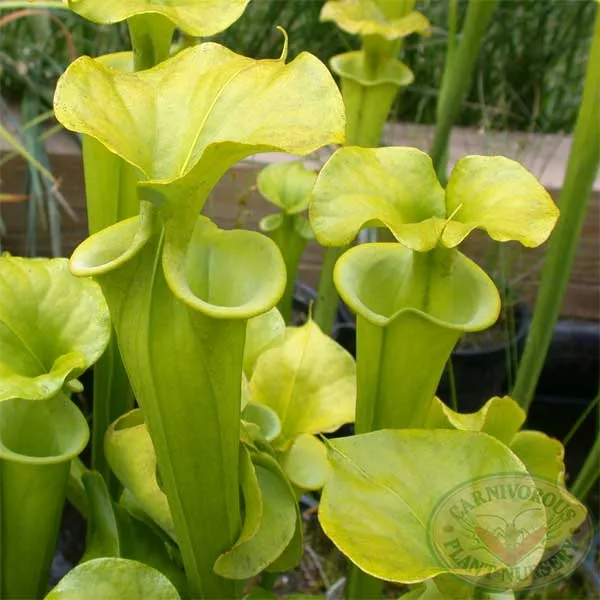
[271,501,408,599]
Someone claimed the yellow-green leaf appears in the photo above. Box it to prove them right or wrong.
[443,156,559,248]
[215,460,297,578]
[507,432,586,555]
[244,308,285,377]
[509,430,565,485]
[213,447,263,578]
[310,149,558,252]
[257,161,317,215]
[55,43,344,205]
[425,396,526,445]
[253,452,304,574]
[310,146,445,249]
[319,430,543,583]
[45,558,180,600]
[320,1,430,40]
[242,403,282,442]
[105,410,175,539]
[249,319,356,446]
[282,433,329,491]
[0,256,110,401]
[65,0,250,36]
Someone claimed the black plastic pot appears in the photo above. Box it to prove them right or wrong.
[331,303,532,413]
[436,303,531,413]
[533,319,599,399]
[293,281,353,327]
[526,319,599,481]
[330,306,599,478]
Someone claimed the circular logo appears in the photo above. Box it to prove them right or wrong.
[428,473,593,591]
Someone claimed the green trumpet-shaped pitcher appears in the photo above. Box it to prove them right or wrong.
[0,256,109,598]
[310,146,559,432]
[0,394,90,599]
[320,0,430,146]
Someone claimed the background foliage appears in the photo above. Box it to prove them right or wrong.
[0,0,596,133]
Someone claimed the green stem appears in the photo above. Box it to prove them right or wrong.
[347,565,386,599]
[268,214,308,324]
[127,13,175,72]
[430,0,499,181]
[512,8,600,411]
[314,246,345,335]
[570,431,600,501]
[83,138,138,498]
[447,0,458,61]
[563,393,599,447]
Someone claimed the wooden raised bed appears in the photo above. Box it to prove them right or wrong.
[1,120,598,320]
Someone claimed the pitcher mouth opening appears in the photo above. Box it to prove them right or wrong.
[162,216,286,320]
[330,51,414,87]
[0,395,89,464]
[334,243,500,331]
[70,213,151,278]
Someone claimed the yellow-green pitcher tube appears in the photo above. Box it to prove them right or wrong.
[354,314,461,433]
[338,244,499,599]
[0,394,89,599]
[70,208,287,598]
[335,244,501,433]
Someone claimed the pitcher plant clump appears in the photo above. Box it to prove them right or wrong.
[0,1,594,599]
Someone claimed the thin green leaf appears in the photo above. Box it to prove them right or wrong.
[0,121,57,185]
[214,464,296,579]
